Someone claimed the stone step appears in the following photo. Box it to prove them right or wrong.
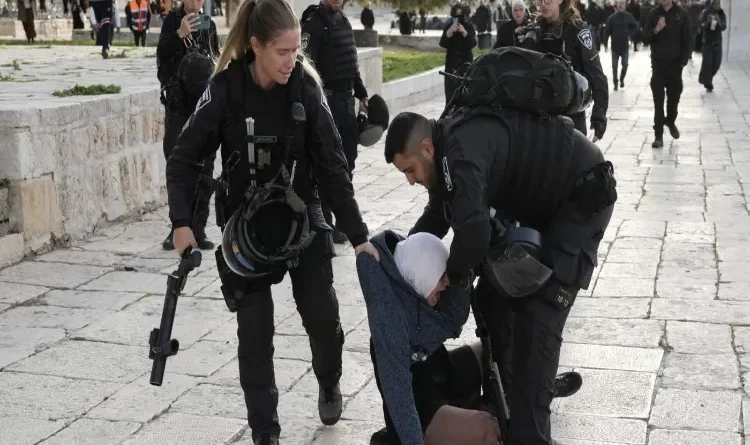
[0,233,24,269]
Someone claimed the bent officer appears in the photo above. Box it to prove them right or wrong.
[302,0,369,244]
[165,0,375,444]
[642,0,692,148]
[521,0,609,141]
[382,107,616,445]
[157,0,219,250]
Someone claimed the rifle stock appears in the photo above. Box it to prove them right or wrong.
[149,246,202,386]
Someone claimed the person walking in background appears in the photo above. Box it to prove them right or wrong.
[125,0,151,46]
[627,0,641,50]
[586,0,603,51]
[17,0,36,43]
[419,7,427,33]
[698,0,725,92]
[89,0,120,58]
[605,0,638,90]
[642,0,692,148]
[361,1,374,29]
[440,4,476,103]
[493,0,527,48]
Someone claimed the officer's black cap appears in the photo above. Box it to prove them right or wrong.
[367,94,389,129]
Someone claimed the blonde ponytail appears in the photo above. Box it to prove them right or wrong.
[213,0,256,76]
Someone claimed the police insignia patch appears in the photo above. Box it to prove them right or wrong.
[577,28,593,51]
[301,32,310,49]
[194,86,211,113]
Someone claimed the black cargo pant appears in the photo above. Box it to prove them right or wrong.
[476,203,613,445]
[133,30,147,46]
[650,58,684,133]
[699,40,722,89]
[163,109,215,231]
[322,90,358,228]
[233,232,344,440]
[612,48,629,83]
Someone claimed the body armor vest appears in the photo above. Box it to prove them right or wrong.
[448,107,577,227]
[310,6,359,85]
[221,58,313,219]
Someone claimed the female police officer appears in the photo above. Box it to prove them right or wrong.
[522,0,609,141]
[165,0,377,443]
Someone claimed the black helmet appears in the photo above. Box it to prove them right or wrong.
[358,94,390,147]
[563,71,593,116]
[178,51,215,98]
[221,182,315,278]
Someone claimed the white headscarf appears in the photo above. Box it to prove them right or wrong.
[393,232,450,299]
[512,0,527,10]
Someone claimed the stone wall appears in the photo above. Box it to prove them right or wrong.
[378,33,442,51]
[382,66,444,115]
[0,18,73,40]
[724,0,750,62]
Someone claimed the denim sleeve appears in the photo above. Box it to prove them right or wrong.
[356,254,425,445]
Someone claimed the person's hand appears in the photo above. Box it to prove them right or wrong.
[591,119,606,143]
[173,227,197,254]
[178,12,199,38]
[359,97,369,114]
[655,16,666,33]
[446,23,457,37]
[426,291,441,307]
[458,24,467,35]
[354,241,380,261]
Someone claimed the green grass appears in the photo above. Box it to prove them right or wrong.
[52,84,122,97]
[382,48,492,82]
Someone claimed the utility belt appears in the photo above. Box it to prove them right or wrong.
[568,161,617,218]
[324,79,354,95]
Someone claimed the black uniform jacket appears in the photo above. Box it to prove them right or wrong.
[493,18,528,49]
[642,4,692,65]
[531,20,609,125]
[156,5,220,85]
[165,59,369,248]
[408,113,605,287]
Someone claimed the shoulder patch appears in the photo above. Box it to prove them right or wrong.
[194,86,211,113]
[577,28,593,51]
[301,32,310,49]
[442,157,454,192]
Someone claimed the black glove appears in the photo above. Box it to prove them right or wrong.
[591,118,607,140]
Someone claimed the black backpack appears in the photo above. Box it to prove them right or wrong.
[441,46,587,119]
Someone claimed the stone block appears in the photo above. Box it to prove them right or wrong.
[661,352,740,390]
[656,280,716,299]
[39,102,82,127]
[8,176,64,240]
[551,413,647,444]
[40,418,141,445]
[0,128,34,180]
[293,351,373,397]
[569,297,650,319]
[562,318,664,348]
[552,369,655,419]
[0,233,24,268]
[0,372,118,420]
[560,343,663,373]
[0,107,40,127]
[311,420,383,445]
[206,357,310,392]
[120,413,246,445]
[0,326,66,368]
[592,278,654,297]
[649,388,741,432]
[43,289,144,311]
[0,416,65,445]
[598,262,658,279]
[651,298,750,325]
[171,383,247,419]
[0,281,48,305]
[0,305,111,331]
[353,29,379,47]
[666,321,733,354]
[80,98,111,124]
[0,260,109,289]
[343,379,383,422]
[166,340,237,377]
[87,373,201,423]
[0,186,8,222]
[648,430,741,445]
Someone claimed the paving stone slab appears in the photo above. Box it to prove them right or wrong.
[33,249,131,267]
[170,384,247,420]
[655,280,717,299]
[660,352,740,390]
[666,321,733,354]
[119,413,246,445]
[733,326,750,354]
[78,271,216,296]
[310,420,383,445]
[649,388,741,432]
[0,416,65,445]
[598,262,658,279]
[342,378,382,422]
[0,281,49,305]
[40,418,142,445]
[610,237,664,250]
[42,289,145,311]
[550,413,647,444]
[0,326,66,369]
[0,372,118,420]
[552,369,655,419]
[0,305,111,331]
[604,248,661,264]
[6,339,150,383]
[657,266,717,281]
[0,262,110,289]
[293,351,373,397]
[205,357,310,392]
[719,262,750,282]
[562,318,664,348]
[616,220,666,238]
[569,298,650,319]
[343,328,372,353]
[165,339,237,377]
[718,282,750,301]
[651,298,750,325]
[86,373,201,423]
[560,343,663,373]
[648,430,741,445]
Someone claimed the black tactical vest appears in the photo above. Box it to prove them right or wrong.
[222,58,313,217]
[448,107,577,227]
[308,6,359,85]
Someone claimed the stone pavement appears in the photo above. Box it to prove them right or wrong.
[2,48,750,445]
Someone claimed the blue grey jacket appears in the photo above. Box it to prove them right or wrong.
[356,230,471,445]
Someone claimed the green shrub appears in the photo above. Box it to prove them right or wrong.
[52,84,122,97]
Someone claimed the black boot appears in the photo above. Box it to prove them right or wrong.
[613,76,618,91]
[318,383,343,426]
[253,434,279,445]
[667,122,680,139]
[370,427,398,445]
[162,229,175,250]
[553,371,583,398]
[620,67,627,88]
[194,227,215,250]
[652,131,664,148]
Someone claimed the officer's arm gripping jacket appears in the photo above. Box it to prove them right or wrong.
[304,79,369,248]
[567,23,609,125]
[165,78,224,229]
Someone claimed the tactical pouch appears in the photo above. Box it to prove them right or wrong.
[215,246,241,312]
[570,161,618,217]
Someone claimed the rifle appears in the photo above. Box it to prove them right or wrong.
[148,175,207,386]
[469,285,510,440]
